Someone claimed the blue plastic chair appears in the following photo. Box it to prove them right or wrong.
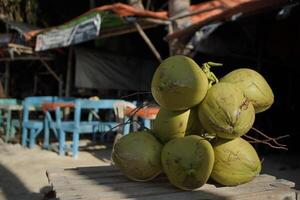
[43,97,76,149]
[55,99,128,158]
[21,96,57,148]
[21,96,75,148]
[0,98,22,142]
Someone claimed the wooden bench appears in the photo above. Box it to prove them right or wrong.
[46,165,299,200]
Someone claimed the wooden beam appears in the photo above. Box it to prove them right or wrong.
[127,0,144,9]
[8,43,33,54]
[0,56,54,62]
[143,18,170,25]
[89,0,95,9]
[169,6,225,21]
[168,0,191,55]
[38,58,60,82]
[65,47,73,97]
[168,0,191,31]
[4,61,10,96]
[59,74,63,97]
[134,22,162,62]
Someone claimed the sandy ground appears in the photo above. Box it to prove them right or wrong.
[0,139,299,200]
[0,139,112,200]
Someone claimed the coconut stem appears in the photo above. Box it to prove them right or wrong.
[123,102,156,131]
[104,102,155,133]
[244,135,288,150]
[201,62,222,88]
[121,91,152,99]
[243,127,290,150]
[251,127,289,147]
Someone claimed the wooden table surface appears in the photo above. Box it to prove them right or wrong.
[46,165,299,200]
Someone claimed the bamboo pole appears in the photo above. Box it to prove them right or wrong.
[4,61,10,96]
[134,22,163,62]
[168,0,191,55]
[169,6,224,21]
[65,47,73,97]
[39,58,60,82]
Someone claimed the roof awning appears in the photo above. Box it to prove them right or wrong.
[21,1,291,52]
[23,3,168,52]
[165,0,290,41]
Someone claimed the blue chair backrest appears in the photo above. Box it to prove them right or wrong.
[56,97,76,103]
[0,98,20,106]
[23,96,76,122]
[23,96,56,107]
[75,99,124,109]
[22,96,56,122]
[23,96,76,107]
[72,99,126,127]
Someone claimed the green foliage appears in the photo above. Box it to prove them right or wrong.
[0,0,38,24]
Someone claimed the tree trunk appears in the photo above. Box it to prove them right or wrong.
[128,0,144,9]
[168,0,191,55]
[168,0,191,31]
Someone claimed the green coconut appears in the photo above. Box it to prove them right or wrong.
[151,55,208,111]
[198,82,255,139]
[186,106,204,135]
[211,137,261,186]
[186,106,216,140]
[220,68,274,113]
[161,135,215,190]
[112,131,162,182]
[153,108,190,144]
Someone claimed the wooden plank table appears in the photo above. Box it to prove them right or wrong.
[46,165,299,200]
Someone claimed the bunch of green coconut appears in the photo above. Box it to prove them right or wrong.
[112,55,274,190]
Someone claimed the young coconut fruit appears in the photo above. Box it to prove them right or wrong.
[220,68,274,113]
[161,135,215,190]
[198,82,255,139]
[186,106,216,140]
[151,55,208,111]
[211,137,261,186]
[112,131,162,182]
[186,106,205,135]
[153,108,190,144]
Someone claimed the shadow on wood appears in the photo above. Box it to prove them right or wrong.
[46,165,299,200]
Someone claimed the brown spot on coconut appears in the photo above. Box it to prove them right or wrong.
[220,68,274,113]
[198,82,255,139]
[211,137,261,186]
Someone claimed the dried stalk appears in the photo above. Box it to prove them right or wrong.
[244,132,289,151]
[251,127,289,147]
[121,91,151,99]
[109,102,155,132]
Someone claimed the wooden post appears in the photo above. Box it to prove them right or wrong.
[33,75,38,95]
[65,47,73,97]
[59,74,63,97]
[39,57,63,96]
[168,0,191,55]
[127,0,144,9]
[39,58,60,82]
[168,0,190,31]
[89,0,95,9]
[0,80,5,98]
[4,61,10,96]
[134,22,162,62]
